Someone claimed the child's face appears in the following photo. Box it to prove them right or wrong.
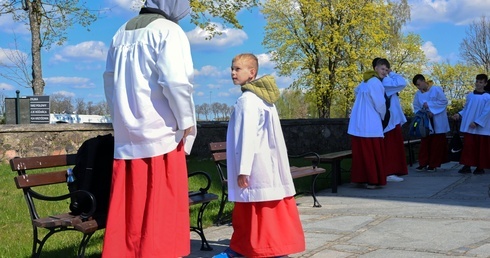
[231,59,255,86]
[414,79,428,92]
[475,79,486,91]
[375,64,389,79]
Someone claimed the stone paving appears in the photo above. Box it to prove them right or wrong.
[188,161,490,258]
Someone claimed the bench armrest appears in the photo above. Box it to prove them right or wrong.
[25,189,96,220]
[188,170,213,195]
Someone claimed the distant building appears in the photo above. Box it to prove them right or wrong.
[50,114,112,124]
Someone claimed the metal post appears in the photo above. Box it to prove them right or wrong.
[15,90,20,124]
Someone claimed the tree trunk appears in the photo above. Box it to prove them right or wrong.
[27,0,45,95]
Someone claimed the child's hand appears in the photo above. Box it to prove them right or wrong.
[237,175,249,188]
[469,122,477,129]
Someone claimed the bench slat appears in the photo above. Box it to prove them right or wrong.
[291,167,326,179]
[14,170,67,189]
[10,154,76,171]
[189,193,219,205]
[209,142,226,152]
[212,152,226,162]
[316,150,352,162]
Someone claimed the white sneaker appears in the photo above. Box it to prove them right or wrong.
[387,175,404,182]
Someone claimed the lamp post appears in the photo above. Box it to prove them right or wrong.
[15,90,20,124]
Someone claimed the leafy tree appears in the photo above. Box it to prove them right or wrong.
[383,33,427,117]
[262,0,407,118]
[189,0,259,38]
[275,89,313,119]
[459,16,490,73]
[428,61,481,116]
[0,0,98,95]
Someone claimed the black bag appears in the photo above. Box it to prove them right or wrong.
[447,122,463,162]
[382,93,391,129]
[68,134,114,218]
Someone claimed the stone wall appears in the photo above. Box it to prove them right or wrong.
[2,117,451,163]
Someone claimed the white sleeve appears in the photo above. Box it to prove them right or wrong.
[158,26,196,132]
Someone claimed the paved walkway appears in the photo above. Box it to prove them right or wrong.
[188,162,490,258]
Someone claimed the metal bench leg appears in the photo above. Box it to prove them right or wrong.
[331,161,340,193]
[310,174,322,207]
[77,232,94,258]
[214,185,228,225]
[191,202,213,251]
[32,226,57,258]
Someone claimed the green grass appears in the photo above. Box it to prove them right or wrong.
[0,157,344,257]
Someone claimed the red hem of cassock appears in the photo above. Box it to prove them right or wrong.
[384,125,408,175]
[460,133,490,169]
[418,133,448,168]
[351,136,387,185]
[102,144,190,258]
[230,197,305,257]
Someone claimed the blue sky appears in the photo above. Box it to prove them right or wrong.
[0,0,489,108]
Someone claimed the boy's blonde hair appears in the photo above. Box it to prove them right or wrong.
[232,53,259,74]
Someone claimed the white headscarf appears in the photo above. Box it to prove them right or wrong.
[144,0,190,22]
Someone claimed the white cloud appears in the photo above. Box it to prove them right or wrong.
[44,77,96,90]
[421,41,442,63]
[108,0,144,11]
[186,23,248,50]
[52,41,107,63]
[0,82,15,91]
[409,0,490,26]
[52,90,76,98]
[44,77,90,85]
[0,14,29,35]
[194,65,229,78]
[0,48,28,66]
[256,53,275,69]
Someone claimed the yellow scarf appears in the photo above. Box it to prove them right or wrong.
[363,70,381,82]
[241,75,280,104]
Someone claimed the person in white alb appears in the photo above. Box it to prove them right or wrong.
[452,74,490,175]
[102,0,197,257]
[412,74,450,171]
[213,53,305,258]
[348,58,390,189]
[372,58,408,182]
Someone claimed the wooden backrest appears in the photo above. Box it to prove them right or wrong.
[209,142,227,182]
[10,154,77,189]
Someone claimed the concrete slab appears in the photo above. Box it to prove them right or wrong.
[187,162,490,258]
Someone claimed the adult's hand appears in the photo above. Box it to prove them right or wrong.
[183,126,193,138]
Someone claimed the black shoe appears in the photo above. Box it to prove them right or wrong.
[427,167,436,172]
[473,168,485,175]
[458,166,471,174]
[415,165,426,171]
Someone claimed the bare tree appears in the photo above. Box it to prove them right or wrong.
[460,16,490,73]
[74,97,87,114]
[50,93,73,113]
[200,103,211,121]
[211,102,221,121]
[0,35,32,89]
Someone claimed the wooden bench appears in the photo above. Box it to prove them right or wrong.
[306,139,422,194]
[209,142,326,225]
[9,154,218,257]
[306,150,352,194]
